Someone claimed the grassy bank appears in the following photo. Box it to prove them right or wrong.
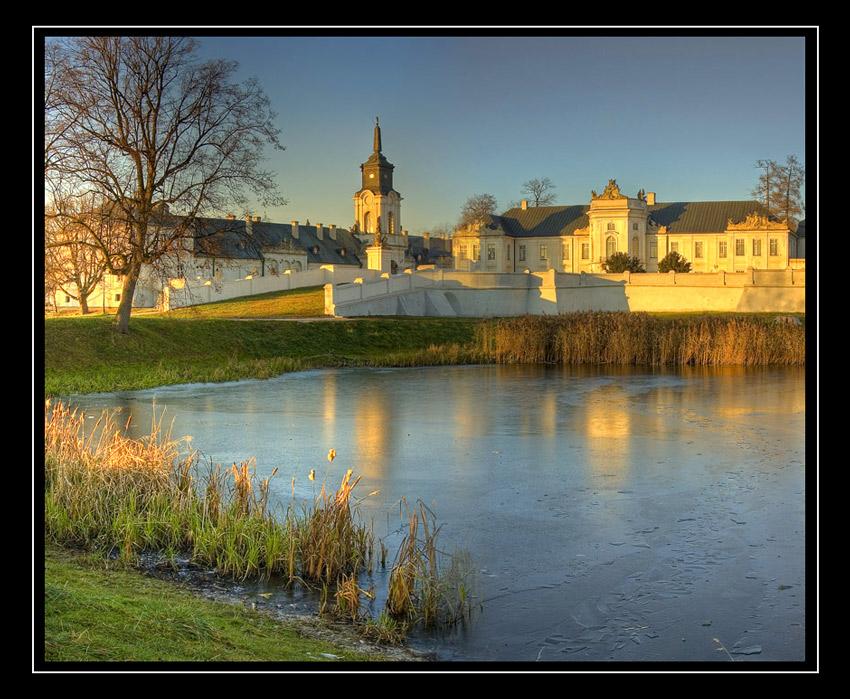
[44,295,804,397]
[44,314,480,395]
[44,544,398,663]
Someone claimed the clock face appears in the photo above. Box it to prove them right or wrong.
[369,173,375,179]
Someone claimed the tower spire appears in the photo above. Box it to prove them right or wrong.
[373,116,382,154]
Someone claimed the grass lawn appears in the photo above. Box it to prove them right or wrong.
[42,545,405,664]
[43,286,479,395]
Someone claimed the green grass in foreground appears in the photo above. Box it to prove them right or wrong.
[43,545,387,663]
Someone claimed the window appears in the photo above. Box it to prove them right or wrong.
[606,236,617,258]
[506,246,511,260]
[458,244,467,261]
[472,244,480,261]
[752,239,762,256]
[487,244,495,260]
[581,243,589,260]
[770,238,779,256]
[519,245,526,261]
[719,241,727,258]
[540,245,548,261]
[114,293,121,302]
[694,242,703,259]
[670,242,679,254]
[607,222,616,231]
[649,241,657,259]
[632,236,639,254]
[632,222,639,231]
[562,243,570,260]
[735,239,745,256]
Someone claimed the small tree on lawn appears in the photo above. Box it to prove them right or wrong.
[603,251,645,273]
[657,250,691,273]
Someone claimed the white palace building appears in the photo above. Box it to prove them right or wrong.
[49,120,806,316]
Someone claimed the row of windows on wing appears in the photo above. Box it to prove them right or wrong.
[457,236,786,262]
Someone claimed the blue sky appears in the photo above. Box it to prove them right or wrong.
[190,31,809,234]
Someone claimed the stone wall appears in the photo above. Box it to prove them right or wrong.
[325,268,805,317]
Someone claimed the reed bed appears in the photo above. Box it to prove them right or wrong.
[44,400,476,637]
[474,312,805,366]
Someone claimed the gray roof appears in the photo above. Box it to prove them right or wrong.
[192,218,363,266]
[494,205,590,237]
[493,200,777,237]
[647,201,774,234]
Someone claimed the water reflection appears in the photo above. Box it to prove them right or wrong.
[61,364,806,663]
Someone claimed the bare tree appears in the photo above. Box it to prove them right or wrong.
[772,155,805,224]
[459,193,498,228]
[521,177,557,207]
[45,36,286,333]
[45,196,110,314]
[751,159,781,213]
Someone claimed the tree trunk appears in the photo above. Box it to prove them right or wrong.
[79,295,89,315]
[111,263,141,334]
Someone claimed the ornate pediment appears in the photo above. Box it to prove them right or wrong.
[727,212,788,231]
[592,179,627,200]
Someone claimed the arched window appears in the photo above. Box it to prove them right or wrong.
[388,212,395,234]
[606,235,617,258]
[363,211,372,233]
[632,236,639,255]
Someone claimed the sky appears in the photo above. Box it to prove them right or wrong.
[83,30,814,235]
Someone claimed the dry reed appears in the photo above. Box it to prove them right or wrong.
[386,499,478,628]
[475,312,804,366]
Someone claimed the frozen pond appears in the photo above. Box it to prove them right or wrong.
[63,363,807,664]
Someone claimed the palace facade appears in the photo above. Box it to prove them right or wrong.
[451,179,805,275]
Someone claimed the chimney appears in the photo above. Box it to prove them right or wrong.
[328,224,337,240]
[226,215,236,220]
[646,192,656,206]
[291,221,299,238]
[521,200,528,210]
[316,224,324,240]
[245,215,252,236]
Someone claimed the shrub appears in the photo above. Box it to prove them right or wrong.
[657,251,692,273]
[603,252,645,273]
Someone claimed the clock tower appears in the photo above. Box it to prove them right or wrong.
[354,118,402,239]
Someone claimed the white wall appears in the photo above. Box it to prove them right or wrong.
[163,265,377,310]
[326,268,806,317]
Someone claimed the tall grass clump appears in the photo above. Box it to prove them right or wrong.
[43,401,372,583]
[385,499,478,629]
[475,312,804,366]
[297,461,375,585]
[44,400,194,561]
